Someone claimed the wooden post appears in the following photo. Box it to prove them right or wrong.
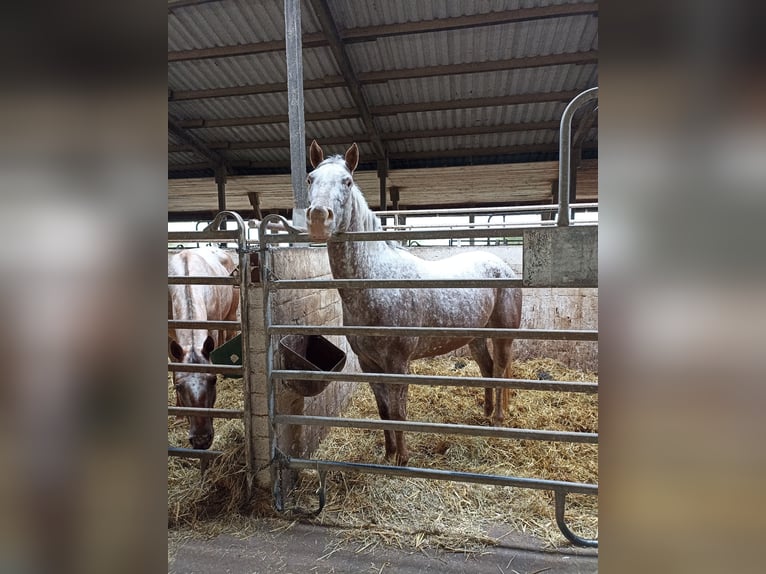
[284,0,307,230]
[247,192,263,220]
[543,180,558,222]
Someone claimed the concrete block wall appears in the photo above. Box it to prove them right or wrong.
[246,246,359,489]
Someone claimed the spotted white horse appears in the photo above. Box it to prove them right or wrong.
[168,247,239,449]
[306,141,522,465]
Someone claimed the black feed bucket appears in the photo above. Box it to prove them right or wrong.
[279,334,347,397]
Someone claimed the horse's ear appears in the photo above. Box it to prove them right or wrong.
[345,143,359,173]
[202,335,216,359]
[169,339,184,362]
[309,140,323,168]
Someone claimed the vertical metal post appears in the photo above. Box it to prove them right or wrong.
[284,0,307,230]
[377,158,388,227]
[558,87,598,227]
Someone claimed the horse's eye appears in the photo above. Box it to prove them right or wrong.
[174,383,183,391]
[343,177,352,187]
[306,176,313,186]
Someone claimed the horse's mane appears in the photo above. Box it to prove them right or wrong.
[320,154,404,250]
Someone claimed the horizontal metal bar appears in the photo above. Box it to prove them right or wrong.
[284,458,598,496]
[271,369,598,393]
[268,325,599,341]
[373,203,599,218]
[271,278,523,290]
[263,222,597,244]
[167,362,243,375]
[168,446,225,460]
[168,230,241,242]
[168,406,244,419]
[168,319,241,330]
[275,414,597,444]
[168,276,238,285]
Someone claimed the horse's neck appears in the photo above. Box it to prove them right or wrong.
[327,191,400,279]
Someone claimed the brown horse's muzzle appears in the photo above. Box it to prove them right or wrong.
[189,431,213,450]
[307,205,333,242]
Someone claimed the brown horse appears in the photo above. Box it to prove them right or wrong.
[168,247,239,449]
[306,141,522,465]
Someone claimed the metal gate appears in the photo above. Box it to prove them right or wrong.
[167,211,255,474]
[256,87,599,548]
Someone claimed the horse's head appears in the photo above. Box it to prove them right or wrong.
[306,140,359,242]
[169,335,217,450]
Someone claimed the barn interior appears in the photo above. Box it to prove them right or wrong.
[168,0,599,569]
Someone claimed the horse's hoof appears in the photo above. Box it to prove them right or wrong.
[395,455,409,467]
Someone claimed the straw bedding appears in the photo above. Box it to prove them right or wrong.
[168,357,597,551]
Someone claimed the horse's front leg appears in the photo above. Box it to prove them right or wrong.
[390,383,410,466]
[368,381,397,460]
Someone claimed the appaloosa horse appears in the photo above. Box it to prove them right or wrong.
[168,247,239,449]
[306,140,522,465]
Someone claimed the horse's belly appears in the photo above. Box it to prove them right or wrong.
[412,337,473,360]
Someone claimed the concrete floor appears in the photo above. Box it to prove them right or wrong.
[169,522,598,574]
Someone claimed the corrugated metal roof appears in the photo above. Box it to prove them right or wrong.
[168,0,598,215]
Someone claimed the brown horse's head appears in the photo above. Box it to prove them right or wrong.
[169,335,217,449]
[306,140,359,242]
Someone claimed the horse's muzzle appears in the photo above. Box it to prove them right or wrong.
[307,206,333,241]
[189,432,213,450]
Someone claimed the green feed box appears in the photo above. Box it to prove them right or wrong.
[210,333,242,366]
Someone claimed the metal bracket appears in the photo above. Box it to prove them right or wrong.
[271,450,327,518]
[554,490,598,548]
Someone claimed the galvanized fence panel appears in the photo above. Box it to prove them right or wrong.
[167,211,254,475]
[257,207,598,548]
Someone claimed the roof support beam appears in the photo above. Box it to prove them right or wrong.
[168,115,227,169]
[168,3,598,61]
[168,121,563,152]
[168,52,597,101]
[307,0,386,159]
[174,91,582,129]
[168,144,598,172]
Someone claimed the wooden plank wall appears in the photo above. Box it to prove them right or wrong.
[168,160,598,214]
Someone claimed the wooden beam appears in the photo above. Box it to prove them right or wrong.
[341,3,599,42]
[169,76,347,101]
[168,3,598,61]
[307,0,386,159]
[168,115,226,168]
[168,35,326,62]
[357,52,598,83]
[247,192,262,219]
[168,121,562,153]
[173,91,581,130]
[168,52,597,102]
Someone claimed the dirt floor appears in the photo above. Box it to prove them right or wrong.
[169,521,598,574]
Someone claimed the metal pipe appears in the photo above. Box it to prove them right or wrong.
[167,362,243,376]
[271,277,523,289]
[286,458,597,496]
[373,202,599,218]
[168,230,241,243]
[275,415,597,444]
[556,491,599,547]
[168,276,238,285]
[558,87,598,226]
[284,0,308,230]
[268,325,599,341]
[167,446,224,460]
[270,369,598,393]
[262,222,596,244]
[167,319,240,330]
[168,406,244,419]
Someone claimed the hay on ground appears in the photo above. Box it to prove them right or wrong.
[168,357,597,550]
